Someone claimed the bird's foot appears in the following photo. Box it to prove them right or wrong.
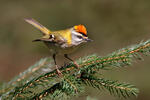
[73,61,80,69]
[55,65,63,76]
[56,69,62,76]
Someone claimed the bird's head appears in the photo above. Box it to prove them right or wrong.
[71,25,92,45]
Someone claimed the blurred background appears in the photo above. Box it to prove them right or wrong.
[0,0,150,100]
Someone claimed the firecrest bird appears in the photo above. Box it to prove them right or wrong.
[25,18,92,75]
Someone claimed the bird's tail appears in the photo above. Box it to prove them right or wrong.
[24,18,51,35]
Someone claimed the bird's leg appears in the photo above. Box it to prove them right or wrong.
[64,54,79,68]
[53,54,62,76]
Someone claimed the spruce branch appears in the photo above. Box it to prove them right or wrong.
[0,58,52,97]
[1,39,150,99]
[81,74,139,98]
[32,75,83,100]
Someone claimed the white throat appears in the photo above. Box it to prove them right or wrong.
[71,30,84,46]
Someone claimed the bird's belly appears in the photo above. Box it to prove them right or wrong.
[44,42,79,55]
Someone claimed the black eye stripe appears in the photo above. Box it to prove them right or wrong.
[79,32,87,37]
[77,35,83,39]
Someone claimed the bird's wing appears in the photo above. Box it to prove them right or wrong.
[32,34,66,45]
[25,18,51,35]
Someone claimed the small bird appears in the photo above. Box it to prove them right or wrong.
[25,18,92,75]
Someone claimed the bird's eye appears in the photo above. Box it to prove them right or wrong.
[77,35,83,39]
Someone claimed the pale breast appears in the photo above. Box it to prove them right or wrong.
[44,41,81,55]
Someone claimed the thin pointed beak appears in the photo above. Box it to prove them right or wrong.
[84,38,93,42]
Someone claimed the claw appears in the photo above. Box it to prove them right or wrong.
[73,61,80,68]
[55,65,62,76]
[56,69,63,76]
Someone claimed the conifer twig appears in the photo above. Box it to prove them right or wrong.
[1,39,150,99]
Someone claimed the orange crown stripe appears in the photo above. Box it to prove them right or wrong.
[74,25,87,36]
